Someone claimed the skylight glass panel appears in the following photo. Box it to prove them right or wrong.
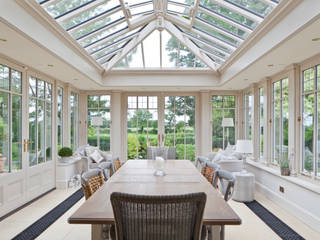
[199,0,257,29]
[78,21,127,47]
[179,44,195,68]
[193,21,239,47]
[167,3,190,16]
[144,30,160,68]
[44,0,93,18]
[125,0,151,7]
[129,3,153,15]
[114,58,127,68]
[162,30,178,68]
[71,11,124,39]
[196,11,248,39]
[60,0,120,29]
[225,0,274,17]
[193,41,227,60]
[127,45,144,68]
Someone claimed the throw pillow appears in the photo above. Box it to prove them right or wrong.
[85,146,99,157]
[100,151,113,162]
[90,150,104,164]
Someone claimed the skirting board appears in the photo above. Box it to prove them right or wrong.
[255,181,320,233]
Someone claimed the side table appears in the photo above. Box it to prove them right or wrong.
[56,156,83,189]
[232,171,255,202]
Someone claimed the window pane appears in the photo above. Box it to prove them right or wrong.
[128,96,137,109]
[38,101,45,164]
[317,93,320,176]
[11,70,22,94]
[57,87,63,150]
[212,95,223,108]
[46,102,52,161]
[46,83,52,102]
[100,95,110,108]
[138,96,147,108]
[12,95,22,170]
[38,80,45,99]
[282,78,289,99]
[224,95,235,108]
[162,30,177,68]
[127,109,137,159]
[148,96,157,109]
[259,88,264,159]
[100,109,111,151]
[0,92,10,172]
[29,77,37,97]
[302,94,314,173]
[212,108,223,150]
[29,98,37,166]
[303,67,315,92]
[317,65,320,90]
[144,30,160,68]
[88,95,99,108]
[88,109,99,147]
[0,65,9,91]
[273,99,281,164]
[127,45,144,68]
[273,81,280,99]
[282,96,289,162]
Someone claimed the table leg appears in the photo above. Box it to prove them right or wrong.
[92,224,102,240]
[220,225,225,240]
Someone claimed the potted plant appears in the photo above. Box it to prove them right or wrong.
[0,153,6,173]
[58,147,73,163]
[280,159,290,176]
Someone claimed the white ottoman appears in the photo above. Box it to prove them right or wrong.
[232,171,255,202]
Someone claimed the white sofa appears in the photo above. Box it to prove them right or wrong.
[74,145,119,171]
[203,146,244,173]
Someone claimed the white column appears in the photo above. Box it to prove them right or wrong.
[63,84,71,147]
[261,79,269,164]
[288,64,301,176]
[111,91,122,158]
[78,92,88,146]
[252,84,259,160]
[199,91,211,155]
[237,92,244,140]
[265,78,272,166]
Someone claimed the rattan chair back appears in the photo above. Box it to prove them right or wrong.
[112,159,122,174]
[110,192,207,240]
[81,169,104,200]
[98,161,113,181]
[213,169,235,201]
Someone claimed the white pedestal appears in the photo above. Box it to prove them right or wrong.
[56,157,83,189]
[232,171,255,202]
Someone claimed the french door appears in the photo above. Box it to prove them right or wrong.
[126,94,197,161]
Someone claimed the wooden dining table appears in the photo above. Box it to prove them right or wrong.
[68,160,241,240]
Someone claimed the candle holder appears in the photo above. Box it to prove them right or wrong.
[153,157,166,176]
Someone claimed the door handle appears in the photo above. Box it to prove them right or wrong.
[23,139,27,152]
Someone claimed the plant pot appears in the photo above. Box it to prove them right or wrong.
[280,167,290,176]
[59,157,72,163]
[0,154,6,173]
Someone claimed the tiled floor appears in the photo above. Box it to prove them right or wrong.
[0,188,319,240]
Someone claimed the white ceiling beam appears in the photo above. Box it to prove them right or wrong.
[190,0,200,27]
[56,0,106,23]
[198,6,252,34]
[104,21,157,71]
[259,0,278,8]
[79,18,126,42]
[185,33,230,57]
[164,20,218,71]
[153,0,167,15]
[194,18,243,43]
[119,0,131,28]
[209,0,263,23]
[165,13,236,52]
[130,13,156,29]
[68,7,121,34]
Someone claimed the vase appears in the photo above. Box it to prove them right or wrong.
[153,157,166,176]
[280,167,290,176]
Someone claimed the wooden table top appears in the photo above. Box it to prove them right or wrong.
[68,160,241,226]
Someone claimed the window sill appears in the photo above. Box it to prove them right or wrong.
[246,160,320,195]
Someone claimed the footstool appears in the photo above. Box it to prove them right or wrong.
[232,171,255,202]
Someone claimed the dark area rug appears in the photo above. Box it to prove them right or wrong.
[245,200,305,240]
[12,188,84,240]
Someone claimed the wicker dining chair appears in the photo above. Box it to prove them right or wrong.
[110,192,207,240]
[212,169,235,201]
[111,159,122,175]
[81,169,104,200]
[99,162,113,181]
[201,162,220,185]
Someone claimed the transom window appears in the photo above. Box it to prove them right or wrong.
[35,0,281,72]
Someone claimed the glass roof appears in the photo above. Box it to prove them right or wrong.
[36,0,281,71]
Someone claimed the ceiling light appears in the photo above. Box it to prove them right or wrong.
[267,64,274,67]
[312,37,320,42]
[0,38,7,42]
[47,64,54,67]
[244,78,248,81]
[73,78,78,81]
